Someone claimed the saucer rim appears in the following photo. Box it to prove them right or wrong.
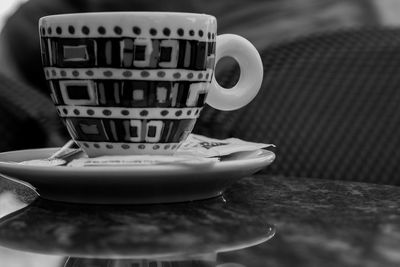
[0,147,275,174]
[0,148,275,204]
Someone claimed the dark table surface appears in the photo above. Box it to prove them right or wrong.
[0,174,399,267]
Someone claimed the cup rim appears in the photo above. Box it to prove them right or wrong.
[39,11,217,39]
[40,11,216,21]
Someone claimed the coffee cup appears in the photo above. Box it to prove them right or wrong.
[39,12,263,157]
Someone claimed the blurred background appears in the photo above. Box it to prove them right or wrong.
[1,0,400,40]
[1,0,400,182]
[0,0,397,138]
[1,1,400,265]
[0,0,26,29]
[2,0,400,93]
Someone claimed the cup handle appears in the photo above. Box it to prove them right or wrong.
[206,34,263,111]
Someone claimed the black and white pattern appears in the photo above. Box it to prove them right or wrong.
[39,13,217,154]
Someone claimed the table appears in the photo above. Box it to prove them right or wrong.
[0,174,399,267]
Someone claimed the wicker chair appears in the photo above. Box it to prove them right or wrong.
[195,27,400,185]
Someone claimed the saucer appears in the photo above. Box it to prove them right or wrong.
[0,148,275,204]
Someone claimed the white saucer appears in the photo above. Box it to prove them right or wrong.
[0,148,275,204]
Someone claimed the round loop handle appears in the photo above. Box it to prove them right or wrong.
[206,34,263,111]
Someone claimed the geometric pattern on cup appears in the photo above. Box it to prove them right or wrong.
[49,80,210,108]
[39,13,217,155]
[40,37,215,71]
[64,117,197,143]
[57,106,203,119]
[44,68,213,81]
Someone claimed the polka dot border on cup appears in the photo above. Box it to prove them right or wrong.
[57,106,204,119]
[44,68,213,82]
[78,141,181,156]
[39,13,217,41]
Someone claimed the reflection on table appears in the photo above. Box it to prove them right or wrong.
[0,176,274,266]
[1,174,400,266]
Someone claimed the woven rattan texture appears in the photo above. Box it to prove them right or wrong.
[194,27,400,185]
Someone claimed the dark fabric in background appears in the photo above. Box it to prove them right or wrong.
[196,28,400,185]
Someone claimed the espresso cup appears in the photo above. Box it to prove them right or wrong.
[39,12,263,157]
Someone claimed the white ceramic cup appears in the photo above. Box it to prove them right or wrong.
[39,12,263,156]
